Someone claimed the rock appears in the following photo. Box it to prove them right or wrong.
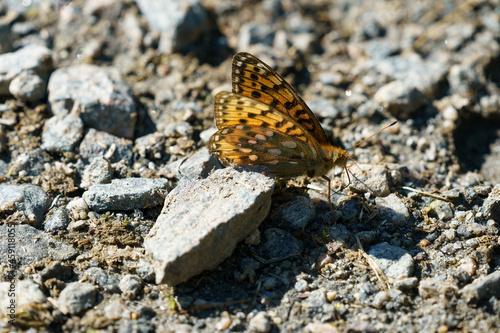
[119,274,144,299]
[83,267,120,294]
[258,228,303,260]
[0,44,53,95]
[47,64,136,139]
[10,148,51,177]
[368,242,414,279]
[44,208,71,234]
[0,23,13,54]
[375,193,410,226]
[0,279,46,317]
[372,290,391,309]
[374,80,427,119]
[0,184,51,226]
[79,129,133,164]
[0,224,78,265]
[56,282,97,315]
[346,164,391,197]
[308,98,340,119]
[238,22,275,50]
[41,114,84,153]
[271,196,316,230]
[40,261,73,281]
[9,70,47,103]
[165,147,221,180]
[428,200,454,221]
[135,0,213,55]
[248,311,272,333]
[483,189,500,222]
[83,178,169,212]
[394,277,419,291]
[461,271,500,304]
[418,278,458,299]
[145,168,274,286]
[80,157,113,189]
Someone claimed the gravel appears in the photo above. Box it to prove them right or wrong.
[0,0,499,332]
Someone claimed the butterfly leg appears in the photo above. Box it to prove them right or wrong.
[321,175,336,224]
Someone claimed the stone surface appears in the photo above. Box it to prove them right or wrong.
[47,64,136,139]
[346,164,391,197]
[460,270,500,304]
[0,279,47,316]
[79,129,133,164]
[80,156,113,189]
[368,242,414,279]
[41,114,84,153]
[418,279,459,299]
[0,184,51,226]
[145,168,274,286]
[83,177,169,212]
[0,224,78,265]
[9,70,47,103]
[56,282,97,315]
[375,193,410,226]
[44,208,71,234]
[0,44,53,95]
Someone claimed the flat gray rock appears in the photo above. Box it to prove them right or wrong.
[368,242,415,279]
[375,193,410,226]
[145,168,275,286]
[56,282,97,315]
[47,64,136,139]
[79,129,133,164]
[0,184,51,226]
[41,114,84,153]
[0,224,78,265]
[347,164,391,197]
[460,270,500,304]
[0,44,53,95]
[83,177,169,212]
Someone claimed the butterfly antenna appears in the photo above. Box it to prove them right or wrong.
[347,121,397,151]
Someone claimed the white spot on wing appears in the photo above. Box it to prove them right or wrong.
[249,155,258,161]
[281,141,298,149]
[268,149,281,155]
[255,134,266,141]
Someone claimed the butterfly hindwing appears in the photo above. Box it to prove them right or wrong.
[209,125,318,178]
[231,52,330,146]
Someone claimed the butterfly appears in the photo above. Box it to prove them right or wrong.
[209,52,395,213]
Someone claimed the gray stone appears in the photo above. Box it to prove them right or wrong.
[79,129,133,164]
[238,23,275,50]
[119,274,144,299]
[9,70,47,103]
[0,44,53,95]
[483,189,500,222]
[135,0,211,54]
[271,196,316,230]
[0,279,46,317]
[368,242,414,279]
[0,224,78,265]
[48,64,136,139]
[461,270,500,304]
[40,261,73,281]
[375,193,410,226]
[145,168,274,286]
[56,282,97,315]
[374,80,427,119]
[248,311,272,333]
[83,267,120,294]
[347,164,391,197]
[372,290,390,309]
[418,278,458,299]
[83,178,169,212]
[0,23,13,54]
[44,208,71,234]
[258,228,303,260]
[0,184,51,225]
[308,98,340,119]
[80,157,113,189]
[165,147,221,180]
[41,114,84,153]
[394,277,419,291]
[11,148,51,177]
[428,200,454,221]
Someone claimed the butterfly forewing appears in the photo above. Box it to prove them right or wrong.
[232,52,330,146]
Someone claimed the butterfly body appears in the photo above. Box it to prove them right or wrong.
[209,52,349,180]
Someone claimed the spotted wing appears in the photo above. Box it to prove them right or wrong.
[231,52,331,145]
[209,125,319,178]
